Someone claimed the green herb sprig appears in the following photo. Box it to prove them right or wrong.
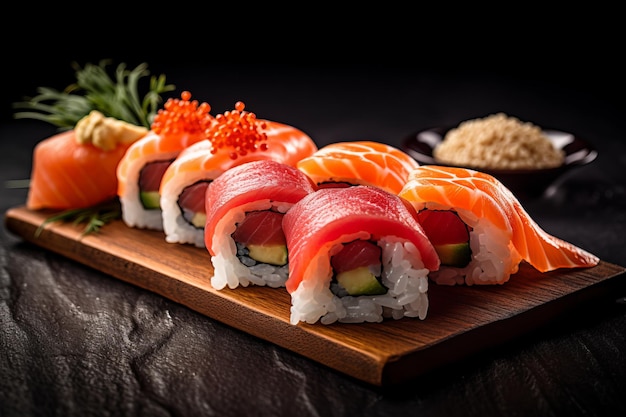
[34,199,122,238]
[12,59,176,129]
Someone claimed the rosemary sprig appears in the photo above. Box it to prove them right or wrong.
[34,199,122,238]
[12,59,176,129]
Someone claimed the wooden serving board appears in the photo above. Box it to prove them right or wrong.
[4,206,626,386]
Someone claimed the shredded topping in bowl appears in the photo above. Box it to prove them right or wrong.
[433,113,565,170]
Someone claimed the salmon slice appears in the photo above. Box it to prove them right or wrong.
[296,141,419,194]
[399,165,599,273]
[26,130,133,210]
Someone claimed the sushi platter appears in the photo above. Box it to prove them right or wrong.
[5,205,626,386]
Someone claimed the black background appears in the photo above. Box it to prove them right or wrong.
[2,9,626,417]
[3,7,624,126]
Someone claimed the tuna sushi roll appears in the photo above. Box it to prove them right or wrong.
[296,141,419,193]
[205,159,316,290]
[399,165,600,286]
[283,185,440,325]
[116,91,214,230]
[160,102,318,247]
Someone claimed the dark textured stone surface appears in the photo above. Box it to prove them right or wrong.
[1,63,625,416]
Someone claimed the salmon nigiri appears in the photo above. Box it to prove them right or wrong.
[116,91,214,230]
[159,101,318,247]
[26,112,148,210]
[296,141,419,194]
[399,165,599,286]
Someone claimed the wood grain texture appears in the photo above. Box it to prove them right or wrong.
[4,206,625,386]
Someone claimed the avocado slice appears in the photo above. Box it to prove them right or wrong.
[190,212,206,228]
[435,242,472,267]
[336,266,387,296]
[247,244,288,266]
[140,191,161,209]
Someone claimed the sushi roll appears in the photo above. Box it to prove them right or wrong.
[26,111,147,211]
[160,102,318,247]
[296,141,419,193]
[116,91,214,230]
[283,185,440,325]
[205,159,316,290]
[398,165,600,286]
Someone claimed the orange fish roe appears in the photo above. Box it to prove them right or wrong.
[151,91,214,135]
[206,101,269,160]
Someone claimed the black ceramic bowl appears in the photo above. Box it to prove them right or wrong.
[401,126,598,199]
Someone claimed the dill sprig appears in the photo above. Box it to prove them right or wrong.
[12,59,176,129]
[35,199,122,238]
